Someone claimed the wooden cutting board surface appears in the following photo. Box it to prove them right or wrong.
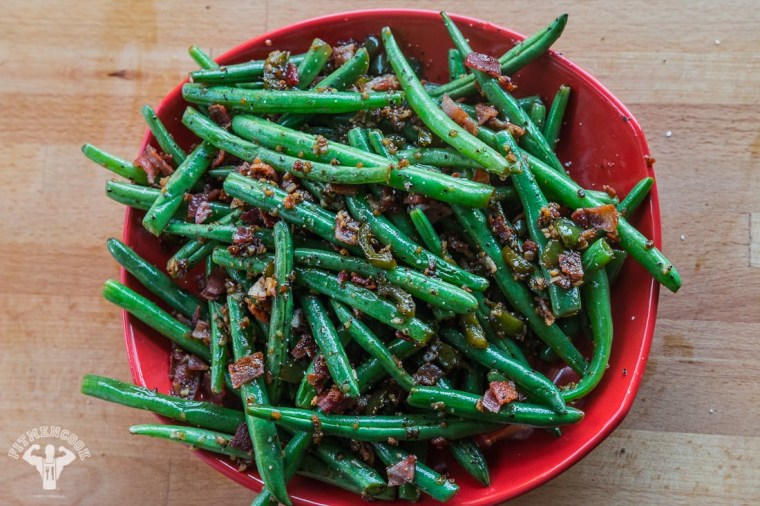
[1,1,758,504]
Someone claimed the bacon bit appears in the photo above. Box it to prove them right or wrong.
[187,193,207,221]
[349,440,375,466]
[316,385,357,414]
[413,363,444,386]
[291,330,317,360]
[488,213,515,246]
[477,389,501,413]
[240,160,279,183]
[365,74,400,91]
[291,159,312,175]
[602,185,618,199]
[208,104,232,129]
[497,74,517,92]
[284,62,299,87]
[475,103,499,125]
[232,226,254,244]
[386,455,417,486]
[489,380,519,407]
[240,208,278,228]
[312,135,329,156]
[558,251,584,286]
[522,240,538,262]
[169,346,202,399]
[246,302,271,325]
[538,203,562,227]
[347,272,374,290]
[324,183,358,196]
[229,423,253,453]
[306,355,330,393]
[441,95,478,136]
[534,297,555,326]
[247,276,277,302]
[193,201,212,224]
[200,371,226,405]
[431,437,449,450]
[467,169,489,185]
[200,268,227,300]
[211,149,227,169]
[187,354,209,371]
[332,43,356,67]
[283,191,304,210]
[335,210,360,245]
[644,154,656,168]
[336,270,350,285]
[403,194,428,207]
[134,144,173,184]
[228,351,265,389]
[465,51,501,78]
[571,205,620,238]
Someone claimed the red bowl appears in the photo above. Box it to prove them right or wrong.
[121,9,660,505]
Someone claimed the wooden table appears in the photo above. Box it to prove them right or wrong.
[2,1,758,504]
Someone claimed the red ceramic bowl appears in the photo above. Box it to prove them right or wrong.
[121,9,660,505]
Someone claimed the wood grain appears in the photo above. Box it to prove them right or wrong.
[1,1,759,504]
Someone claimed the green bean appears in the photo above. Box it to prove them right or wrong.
[105,180,231,220]
[447,48,467,81]
[347,126,372,152]
[432,15,568,100]
[367,129,397,159]
[356,338,421,392]
[82,144,148,185]
[266,221,295,403]
[561,269,613,401]
[251,430,312,506]
[582,238,614,276]
[206,259,228,395]
[618,176,654,218]
[396,148,484,170]
[245,406,499,441]
[188,46,218,69]
[374,443,459,502]
[346,195,489,291]
[543,85,571,150]
[164,222,238,243]
[141,105,186,165]
[102,279,210,360]
[331,300,415,390]
[106,238,202,319]
[297,268,433,344]
[407,386,583,427]
[295,38,333,89]
[451,206,587,373]
[183,108,392,185]
[212,249,272,275]
[606,248,628,285]
[381,27,511,176]
[495,130,581,317]
[226,294,290,505]
[297,455,396,500]
[527,101,547,130]
[300,294,360,397]
[524,153,681,292]
[129,424,251,460]
[142,142,216,236]
[313,439,387,496]
[182,84,404,114]
[441,13,566,178]
[189,53,305,84]
[230,114,495,208]
[80,375,242,433]
[408,208,444,257]
[440,328,566,413]
[448,438,490,487]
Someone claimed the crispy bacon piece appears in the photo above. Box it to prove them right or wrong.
[208,104,232,129]
[349,440,375,466]
[283,191,304,210]
[187,354,209,371]
[312,135,329,156]
[306,355,329,393]
[134,144,173,184]
[336,270,350,285]
[228,352,265,389]
[488,381,518,408]
[538,203,562,227]
[441,95,478,136]
[497,74,517,92]
[200,371,226,405]
[187,193,207,221]
[571,204,620,237]
[240,208,278,228]
[211,150,227,168]
[386,455,417,486]
[464,51,501,78]
[284,62,299,87]
[315,385,356,414]
[200,268,227,300]
[332,43,356,67]
[335,210,360,245]
[194,201,212,224]
[365,74,400,91]
[291,330,317,360]
[240,160,279,183]
[351,273,377,290]
[372,187,402,213]
[558,251,584,286]
[229,423,253,453]
[324,183,358,196]
[169,346,203,399]
[534,297,555,326]
[522,240,538,262]
[413,363,444,386]
[489,212,515,246]
[475,103,499,125]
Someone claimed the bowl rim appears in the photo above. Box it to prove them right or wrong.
[120,8,661,505]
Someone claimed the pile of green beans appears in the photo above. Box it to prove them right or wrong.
[81,11,679,504]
